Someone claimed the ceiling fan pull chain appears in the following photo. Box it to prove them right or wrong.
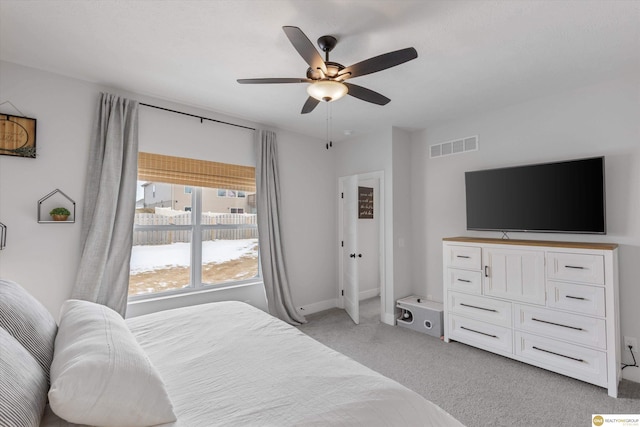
[329,103,333,148]
[326,102,330,150]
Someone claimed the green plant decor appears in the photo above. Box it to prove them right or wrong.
[50,207,71,216]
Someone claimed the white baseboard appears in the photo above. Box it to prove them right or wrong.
[297,288,380,317]
[382,311,396,326]
[298,298,338,316]
[622,364,640,383]
[359,288,380,301]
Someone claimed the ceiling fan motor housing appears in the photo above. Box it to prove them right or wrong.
[307,61,345,80]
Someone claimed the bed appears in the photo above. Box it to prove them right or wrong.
[0,279,463,426]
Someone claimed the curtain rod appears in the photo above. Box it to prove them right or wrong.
[139,103,256,131]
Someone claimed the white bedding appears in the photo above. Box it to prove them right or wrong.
[42,301,463,426]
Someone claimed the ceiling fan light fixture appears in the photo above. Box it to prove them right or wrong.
[307,80,348,102]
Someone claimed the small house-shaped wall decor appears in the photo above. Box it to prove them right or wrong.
[37,189,76,223]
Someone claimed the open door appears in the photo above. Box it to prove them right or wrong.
[343,175,359,324]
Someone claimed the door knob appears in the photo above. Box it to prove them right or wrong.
[358,254,362,258]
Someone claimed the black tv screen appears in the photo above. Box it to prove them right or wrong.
[465,157,606,234]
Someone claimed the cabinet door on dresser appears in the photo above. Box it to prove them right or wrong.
[483,247,545,305]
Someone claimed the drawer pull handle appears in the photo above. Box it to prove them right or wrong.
[532,346,584,363]
[531,317,583,331]
[565,295,586,301]
[460,303,498,313]
[456,255,470,259]
[457,279,471,283]
[565,265,586,270]
[484,266,490,277]
[460,326,497,338]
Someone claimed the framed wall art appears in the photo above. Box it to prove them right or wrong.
[0,114,37,158]
[358,186,374,219]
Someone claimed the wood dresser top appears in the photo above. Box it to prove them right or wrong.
[443,236,618,250]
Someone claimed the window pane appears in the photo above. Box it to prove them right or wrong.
[129,230,192,296]
[201,188,258,285]
[131,181,193,297]
[201,230,258,286]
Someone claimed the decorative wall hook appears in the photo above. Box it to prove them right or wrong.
[0,222,6,250]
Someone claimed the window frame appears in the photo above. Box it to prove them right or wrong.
[129,186,260,301]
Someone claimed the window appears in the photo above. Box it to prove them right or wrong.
[217,189,246,198]
[129,153,258,299]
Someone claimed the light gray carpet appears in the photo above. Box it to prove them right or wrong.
[297,297,640,427]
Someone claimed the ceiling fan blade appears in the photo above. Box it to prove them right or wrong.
[339,47,418,80]
[301,96,320,114]
[344,83,390,105]
[237,78,312,84]
[283,26,327,75]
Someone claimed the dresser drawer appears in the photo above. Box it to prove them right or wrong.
[547,252,604,285]
[515,332,607,387]
[547,281,605,317]
[446,269,482,294]
[449,315,512,354]
[446,245,481,270]
[514,304,606,349]
[449,292,512,327]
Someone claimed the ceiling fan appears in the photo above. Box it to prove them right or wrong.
[237,26,418,114]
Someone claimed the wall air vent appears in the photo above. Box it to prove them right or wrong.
[429,135,478,158]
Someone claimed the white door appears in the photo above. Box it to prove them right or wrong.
[343,175,359,324]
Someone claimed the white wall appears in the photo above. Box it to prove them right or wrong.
[334,127,423,323]
[391,128,413,303]
[334,131,388,316]
[277,130,337,313]
[0,60,335,320]
[410,72,640,382]
[0,61,93,317]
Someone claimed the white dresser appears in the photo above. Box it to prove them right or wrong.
[442,237,620,397]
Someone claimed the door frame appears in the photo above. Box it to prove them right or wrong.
[338,171,387,323]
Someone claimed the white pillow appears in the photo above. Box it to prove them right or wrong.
[48,299,177,427]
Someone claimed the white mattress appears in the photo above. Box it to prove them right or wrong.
[43,301,463,426]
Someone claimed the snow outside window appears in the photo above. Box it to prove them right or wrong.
[129,182,259,298]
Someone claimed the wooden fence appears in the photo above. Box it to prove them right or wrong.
[133,213,257,245]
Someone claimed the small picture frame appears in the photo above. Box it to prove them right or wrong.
[0,114,37,158]
[358,186,374,219]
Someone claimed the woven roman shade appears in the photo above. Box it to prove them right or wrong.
[138,152,256,192]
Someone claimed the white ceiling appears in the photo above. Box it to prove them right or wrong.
[1,0,639,141]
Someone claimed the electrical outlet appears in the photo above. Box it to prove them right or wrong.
[624,336,638,353]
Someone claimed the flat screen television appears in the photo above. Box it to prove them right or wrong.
[465,157,606,234]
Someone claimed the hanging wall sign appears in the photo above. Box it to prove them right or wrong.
[358,186,374,219]
[0,114,37,158]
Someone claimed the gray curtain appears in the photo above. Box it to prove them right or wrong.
[72,93,139,317]
[256,130,306,325]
